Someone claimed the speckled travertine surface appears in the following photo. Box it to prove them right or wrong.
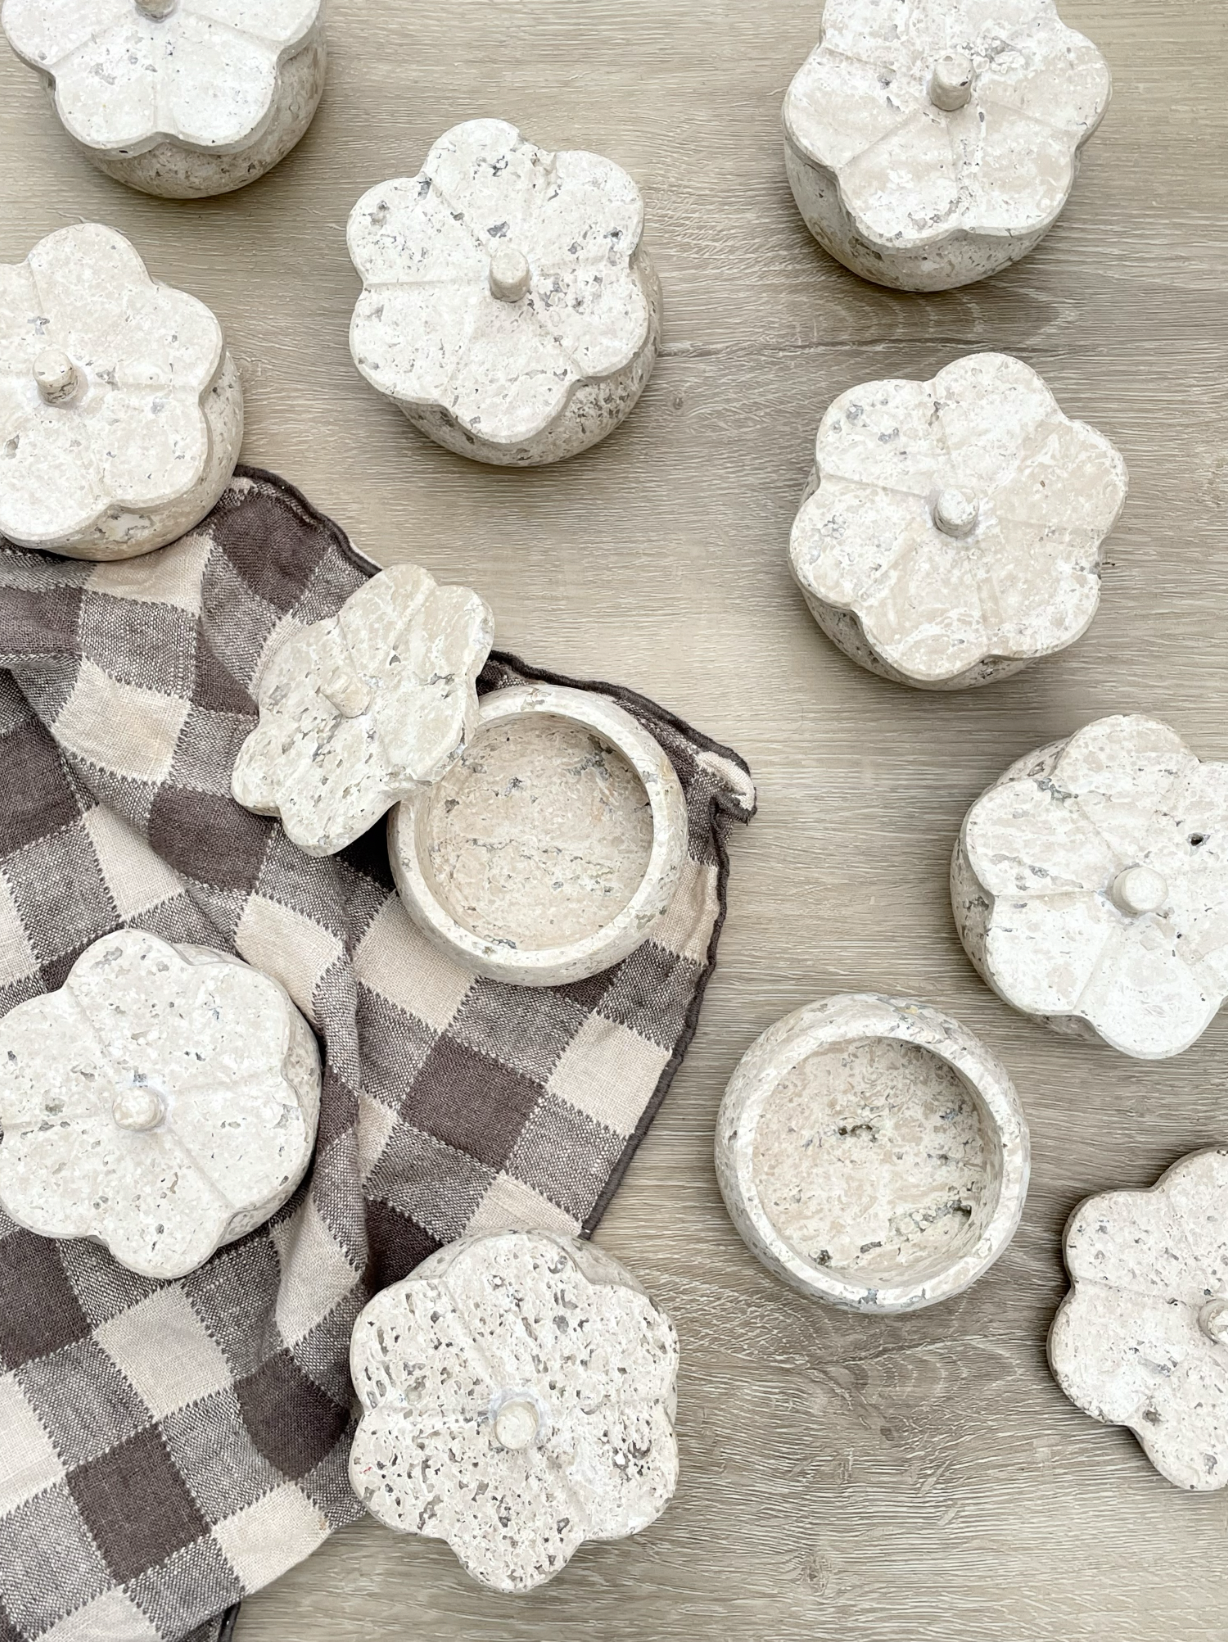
[0,929,320,1280]
[389,684,689,986]
[1,0,326,198]
[754,1036,993,1287]
[348,118,660,466]
[1049,1149,1228,1491]
[0,222,243,559]
[783,0,1111,290]
[349,1231,680,1593]
[420,712,655,950]
[716,994,1029,1313]
[953,714,1228,1059]
[790,353,1127,690]
[233,563,494,857]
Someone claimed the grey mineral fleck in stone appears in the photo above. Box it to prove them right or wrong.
[0,930,320,1281]
[1049,1149,1228,1490]
[953,714,1228,1059]
[347,118,660,467]
[232,563,494,858]
[389,684,688,987]
[790,353,1127,690]
[420,712,655,950]
[0,223,243,560]
[349,1231,680,1593]
[783,0,1111,291]
[716,994,1029,1313]
[1,0,326,199]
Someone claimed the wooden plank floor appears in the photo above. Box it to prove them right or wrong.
[3,1,1227,1636]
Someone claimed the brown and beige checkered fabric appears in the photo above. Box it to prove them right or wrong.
[0,469,754,1641]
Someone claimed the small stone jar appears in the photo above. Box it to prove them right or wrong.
[350,1232,679,1593]
[716,995,1029,1313]
[348,118,661,466]
[1,0,326,198]
[790,353,1127,689]
[783,0,1111,291]
[1049,1149,1228,1491]
[389,683,689,987]
[953,714,1228,1059]
[0,223,243,559]
[0,930,320,1281]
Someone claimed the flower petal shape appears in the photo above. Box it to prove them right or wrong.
[783,0,1111,288]
[1051,1152,1228,1489]
[232,564,495,857]
[0,224,228,551]
[346,120,657,459]
[958,717,1228,1058]
[2,0,322,153]
[349,1232,679,1592]
[0,931,320,1280]
[794,353,1126,685]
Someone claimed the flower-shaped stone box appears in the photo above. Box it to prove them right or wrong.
[783,0,1111,291]
[1050,1150,1228,1490]
[0,930,320,1281]
[953,715,1228,1059]
[1,0,326,198]
[232,562,495,858]
[348,118,661,466]
[349,1230,679,1593]
[790,353,1127,690]
[389,682,689,988]
[0,223,243,560]
[715,994,1029,1314]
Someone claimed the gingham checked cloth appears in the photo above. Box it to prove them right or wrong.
[0,469,754,1642]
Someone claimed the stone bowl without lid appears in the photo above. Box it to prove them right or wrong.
[389,683,689,988]
[715,994,1030,1314]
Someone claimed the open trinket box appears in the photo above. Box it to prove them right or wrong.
[0,222,243,559]
[233,563,689,986]
[716,994,1029,1313]
[1,0,326,198]
[782,0,1112,291]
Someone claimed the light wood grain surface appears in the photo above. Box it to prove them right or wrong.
[3,2,1227,1636]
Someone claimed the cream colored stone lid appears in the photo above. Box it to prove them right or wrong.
[350,1232,679,1592]
[783,0,1111,251]
[1050,1149,1228,1490]
[790,352,1127,684]
[348,118,652,447]
[1,0,322,153]
[962,714,1228,1059]
[232,562,495,857]
[0,931,320,1281]
[0,223,225,548]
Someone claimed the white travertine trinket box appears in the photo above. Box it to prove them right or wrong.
[1,0,326,198]
[953,715,1228,1059]
[0,223,243,560]
[347,118,661,466]
[783,0,1111,291]
[0,930,320,1281]
[232,563,495,857]
[1049,1150,1228,1490]
[388,682,688,987]
[790,353,1127,689]
[349,1231,679,1593]
[715,995,1029,1314]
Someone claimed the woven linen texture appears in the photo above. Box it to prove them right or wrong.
[0,469,754,1641]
